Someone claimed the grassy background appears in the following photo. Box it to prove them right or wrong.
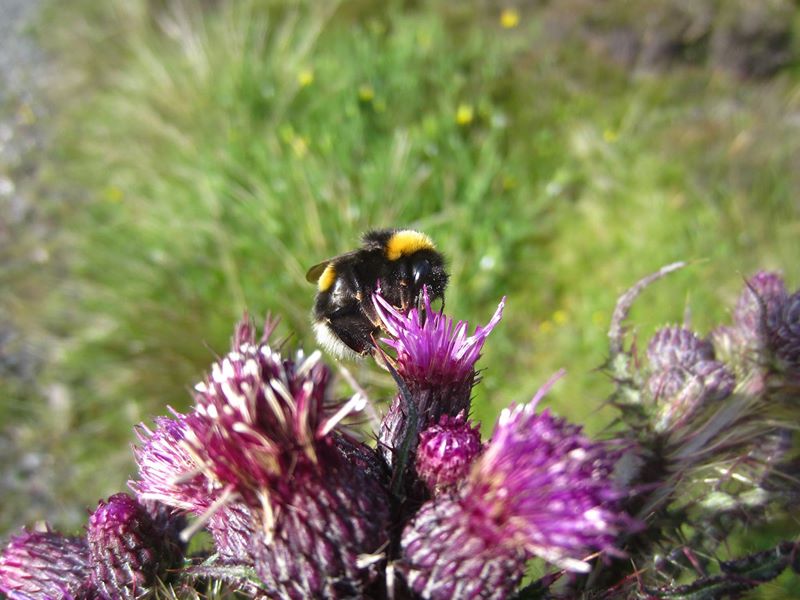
[2,0,799,595]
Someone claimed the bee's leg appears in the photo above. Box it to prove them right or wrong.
[325,308,380,356]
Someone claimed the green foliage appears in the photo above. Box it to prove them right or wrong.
[643,541,800,599]
[2,3,799,596]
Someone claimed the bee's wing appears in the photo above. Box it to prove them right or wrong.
[305,260,332,283]
[305,250,362,284]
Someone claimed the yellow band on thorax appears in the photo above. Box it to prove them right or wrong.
[385,230,435,261]
[318,264,337,291]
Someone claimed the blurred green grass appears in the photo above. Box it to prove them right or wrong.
[2,0,799,594]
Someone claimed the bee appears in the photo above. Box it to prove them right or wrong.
[306,229,448,359]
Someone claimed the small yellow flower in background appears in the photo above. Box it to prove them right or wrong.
[603,128,619,143]
[416,30,433,50]
[103,185,124,203]
[552,309,568,326]
[291,135,308,158]
[297,68,314,88]
[500,8,520,29]
[456,104,474,126]
[279,124,309,157]
[358,84,375,102]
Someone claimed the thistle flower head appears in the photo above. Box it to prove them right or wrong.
[182,317,358,511]
[771,291,800,374]
[733,271,787,349]
[415,413,483,493]
[400,496,528,600]
[181,318,391,597]
[206,501,257,564]
[647,326,715,371]
[130,412,215,513]
[374,289,505,394]
[87,493,182,599]
[376,290,504,466]
[645,326,735,431]
[0,530,91,599]
[401,373,635,598]
[467,380,632,571]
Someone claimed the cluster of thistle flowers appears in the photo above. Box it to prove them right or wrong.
[603,267,800,594]
[0,288,642,600]
[648,270,799,428]
[616,268,800,445]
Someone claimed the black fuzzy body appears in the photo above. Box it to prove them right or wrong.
[309,229,448,357]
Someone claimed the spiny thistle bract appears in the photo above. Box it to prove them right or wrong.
[2,268,800,599]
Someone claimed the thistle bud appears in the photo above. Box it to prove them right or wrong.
[771,291,800,376]
[646,326,735,432]
[733,271,787,352]
[647,326,715,370]
[415,413,482,493]
[87,493,181,599]
[0,530,91,599]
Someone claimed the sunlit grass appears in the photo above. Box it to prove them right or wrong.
[2,0,799,594]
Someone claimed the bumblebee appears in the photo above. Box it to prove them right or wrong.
[306,229,448,358]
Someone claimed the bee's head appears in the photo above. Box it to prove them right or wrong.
[410,249,448,302]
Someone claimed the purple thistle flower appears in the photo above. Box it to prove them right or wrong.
[130,412,216,514]
[771,291,800,376]
[0,530,92,599]
[375,289,505,397]
[375,289,504,465]
[400,496,528,600]
[415,413,483,493]
[400,373,635,598]
[182,317,391,598]
[184,327,337,508]
[647,326,715,372]
[733,271,788,351]
[87,493,182,600]
[646,326,735,432]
